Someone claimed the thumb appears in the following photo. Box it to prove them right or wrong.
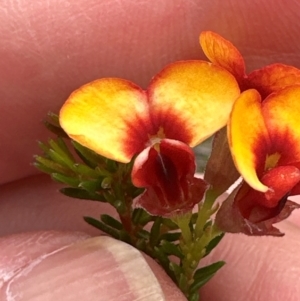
[0,231,185,301]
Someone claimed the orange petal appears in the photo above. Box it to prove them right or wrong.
[228,89,270,192]
[248,63,300,99]
[262,85,300,165]
[199,31,246,83]
[148,60,240,147]
[59,78,152,163]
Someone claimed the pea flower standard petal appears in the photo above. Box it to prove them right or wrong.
[216,87,300,236]
[59,60,240,217]
[200,31,300,96]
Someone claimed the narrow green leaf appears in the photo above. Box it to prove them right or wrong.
[136,238,147,251]
[48,149,74,168]
[188,292,200,301]
[35,156,70,174]
[190,212,198,224]
[72,141,103,168]
[83,216,120,239]
[203,233,225,257]
[44,120,68,137]
[136,229,150,240]
[190,261,225,293]
[33,162,56,174]
[101,191,115,204]
[95,166,113,177]
[49,138,74,162]
[204,220,213,230]
[60,187,106,202]
[159,232,181,242]
[47,112,60,127]
[37,141,50,153]
[44,112,69,137]
[150,217,162,247]
[52,173,80,186]
[153,246,176,282]
[132,208,153,226]
[79,180,103,192]
[169,262,183,280]
[56,138,76,160]
[118,230,132,243]
[179,273,188,292]
[101,177,112,189]
[160,240,184,259]
[72,163,99,177]
[106,159,118,172]
[101,214,123,230]
[161,217,178,230]
[132,208,144,224]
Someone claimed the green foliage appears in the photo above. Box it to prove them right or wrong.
[203,232,225,257]
[36,112,225,301]
[191,261,226,293]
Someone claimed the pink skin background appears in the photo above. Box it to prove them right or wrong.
[1,0,300,300]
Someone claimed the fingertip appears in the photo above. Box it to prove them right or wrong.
[0,233,185,301]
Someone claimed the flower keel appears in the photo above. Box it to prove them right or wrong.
[132,139,208,217]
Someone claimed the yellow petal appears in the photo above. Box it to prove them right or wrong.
[228,89,270,192]
[248,63,300,98]
[262,85,300,164]
[148,60,240,147]
[199,31,246,82]
[60,78,151,163]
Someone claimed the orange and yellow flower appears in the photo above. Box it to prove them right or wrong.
[200,31,300,97]
[202,32,300,235]
[59,61,240,217]
[217,87,300,235]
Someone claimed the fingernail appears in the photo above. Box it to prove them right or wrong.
[0,231,89,283]
[1,235,166,300]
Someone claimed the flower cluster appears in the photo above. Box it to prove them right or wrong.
[58,31,300,236]
[36,30,300,301]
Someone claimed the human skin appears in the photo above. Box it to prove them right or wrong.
[1,0,300,300]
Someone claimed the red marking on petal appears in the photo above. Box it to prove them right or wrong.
[121,115,156,160]
[146,109,194,146]
[262,86,300,165]
[148,60,240,147]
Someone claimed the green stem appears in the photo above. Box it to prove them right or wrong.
[195,189,218,237]
[173,214,193,244]
[194,223,222,257]
[171,192,222,299]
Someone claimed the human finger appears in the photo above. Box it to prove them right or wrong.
[0,231,185,300]
[201,220,300,301]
